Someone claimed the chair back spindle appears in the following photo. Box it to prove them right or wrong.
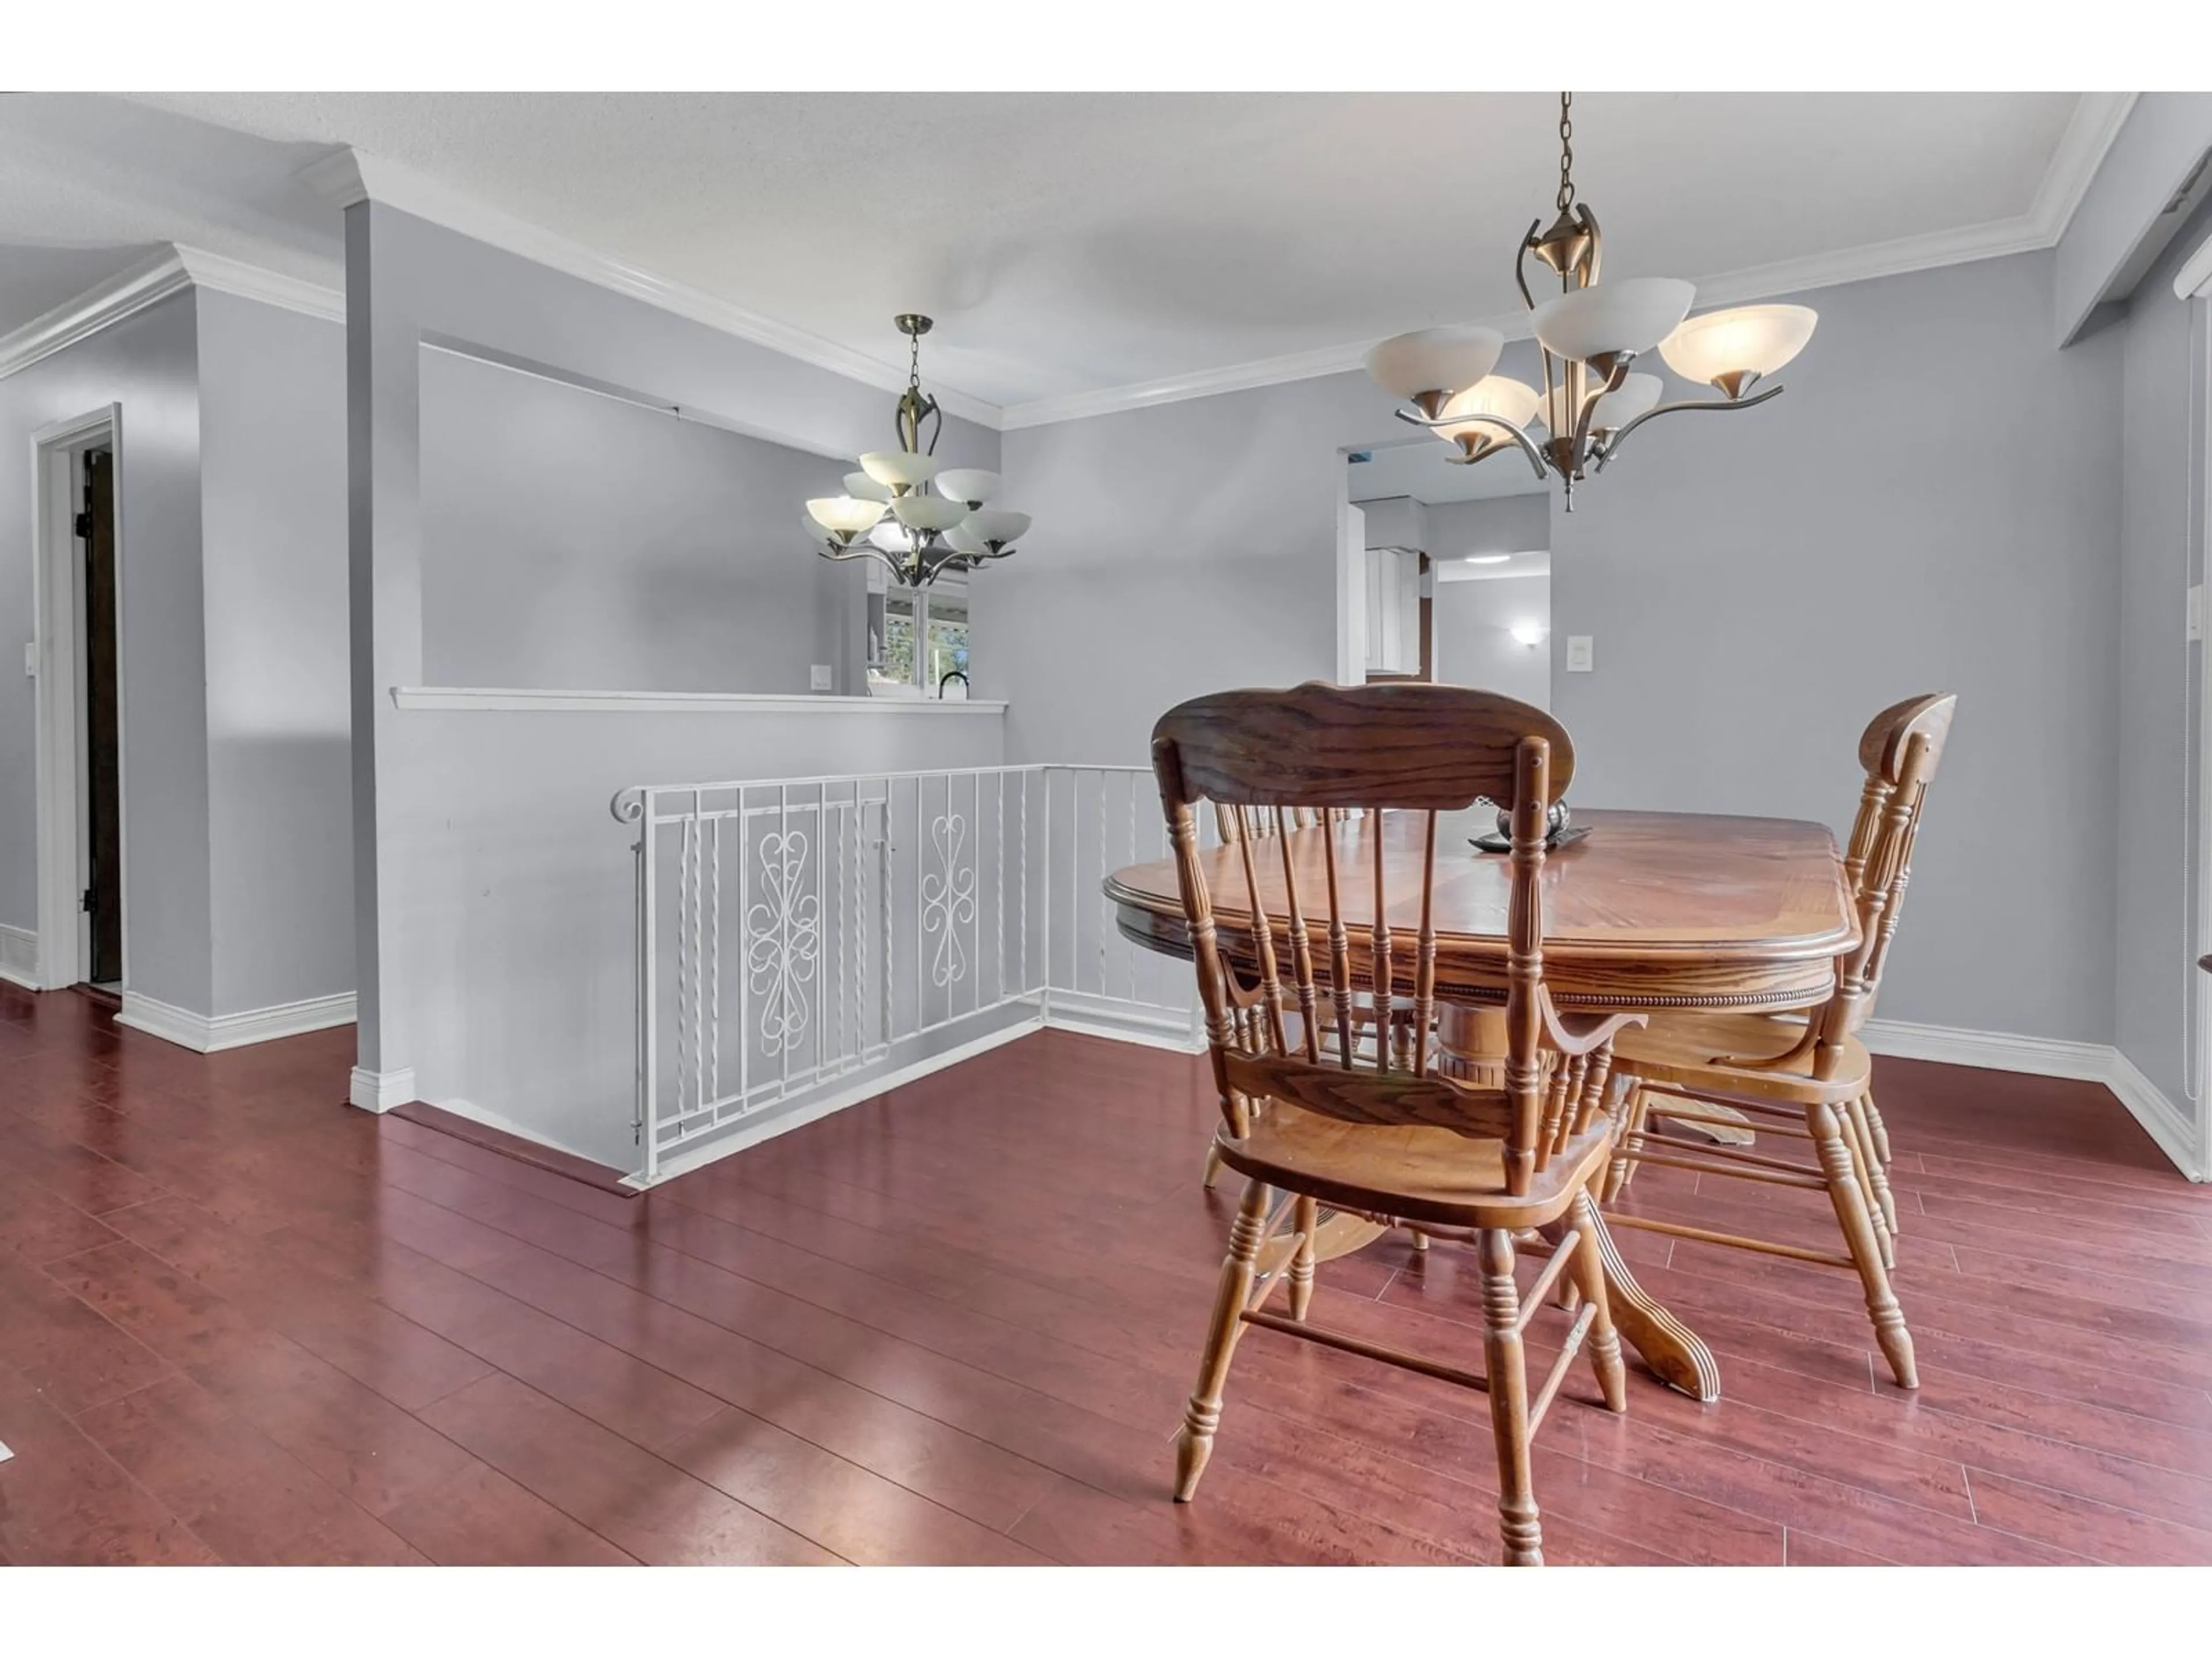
[1822,694,1956,1048]
[1152,683,1575,1198]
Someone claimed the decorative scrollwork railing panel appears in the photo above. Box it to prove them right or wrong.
[617,764,1198,1181]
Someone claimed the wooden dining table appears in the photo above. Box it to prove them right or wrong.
[1103,806,1862,1402]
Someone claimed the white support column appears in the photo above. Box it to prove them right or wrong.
[344,197,427,1111]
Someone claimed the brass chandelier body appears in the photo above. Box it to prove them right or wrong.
[1373,93,1817,511]
[804,315,1031,588]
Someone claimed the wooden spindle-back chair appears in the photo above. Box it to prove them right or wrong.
[1603,692,1957,1391]
[1153,682,1643,1566]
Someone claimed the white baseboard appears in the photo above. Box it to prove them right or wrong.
[1855,1017,2205,1182]
[627,1016,1048,1188]
[1857,1017,2113,1081]
[0,923,37,990]
[2105,1050,2207,1182]
[118,990,357,1054]
[349,1065,418,1112]
[1041,988,1204,1054]
[423,1096,605,1161]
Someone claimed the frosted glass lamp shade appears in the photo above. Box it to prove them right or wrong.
[1365,325,1505,401]
[964,508,1030,548]
[807,495,889,536]
[944,522,990,557]
[869,519,914,554]
[858,450,942,494]
[1659,304,1818,391]
[1532,277,1695,363]
[891,495,969,533]
[1434,376,1541,452]
[935,468,1000,507]
[1588,372,1664,432]
[843,470,893,502]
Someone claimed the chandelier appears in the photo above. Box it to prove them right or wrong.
[1366,93,1817,510]
[803,314,1030,586]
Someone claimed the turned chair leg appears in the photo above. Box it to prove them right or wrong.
[1408,1228,1430,1253]
[1863,1090,1893,1166]
[1289,1195,1317,1321]
[1843,1094,1899,1262]
[1478,1229,1544,1566]
[1832,1097,1891,1270]
[1175,1178,1271,1501]
[1603,1086,1652,1202]
[1200,1142,1225,1190]
[1810,1100,1917,1389]
[1849,1097,1902,1238]
[1568,1189,1627,1412]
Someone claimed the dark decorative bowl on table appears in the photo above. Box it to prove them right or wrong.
[1469,800,1588,854]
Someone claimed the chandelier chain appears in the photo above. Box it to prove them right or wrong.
[1556,91,1575,214]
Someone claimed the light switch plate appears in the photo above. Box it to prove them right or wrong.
[1566,635,1594,673]
[2188,585,2203,643]
[809,664,834,691]
[22,641,35,678]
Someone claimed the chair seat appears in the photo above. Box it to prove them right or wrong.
[1213,1103,1612,1231]
[1612,1010,1870,1105]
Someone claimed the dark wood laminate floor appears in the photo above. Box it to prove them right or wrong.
[5,984,2211,1566]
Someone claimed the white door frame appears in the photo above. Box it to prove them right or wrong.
[29,405,126,993]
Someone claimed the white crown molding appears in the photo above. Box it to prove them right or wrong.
[389,685,1007,715]
[2173,224,2212,300]
[118,990,356,1054]
[300,144,1004,431]
[0,248,192,381]
[0,244,344,384]
[350,1065,418,1113]
[2031,92,2141,244]
[174,245,344,323]
[1002,92,2145,430]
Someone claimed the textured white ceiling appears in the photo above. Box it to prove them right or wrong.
[2,91,2084,407]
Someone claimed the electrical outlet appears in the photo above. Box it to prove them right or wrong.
[2189,584,2203,643]
[809,664,835,692]
[1566,635,1594,673]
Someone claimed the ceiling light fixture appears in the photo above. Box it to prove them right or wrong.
[805,315,1031,586]
[1366,93,1816,511]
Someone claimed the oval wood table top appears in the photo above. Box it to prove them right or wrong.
[1106,807,1861,1012]
[1104,806,1862,1404]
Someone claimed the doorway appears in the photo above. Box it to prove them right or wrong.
[31,407,126,994]
[82,449,122,985]
[1342,440,1551,703]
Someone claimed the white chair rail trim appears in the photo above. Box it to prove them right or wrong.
[392,687,1006,715]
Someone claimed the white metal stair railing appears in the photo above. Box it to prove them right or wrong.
[611,764,1199,1184]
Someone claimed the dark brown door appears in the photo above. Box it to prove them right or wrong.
[82,449,123,985]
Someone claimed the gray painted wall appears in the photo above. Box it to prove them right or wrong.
[418,347,859,694]
[196,291,354,1015]
[389,704,1006,1169]
[0,291,211,1013]
[2110,200,2211,1116]
[349,203,1005,1148]
[1423,493,1549,561]
[1434,574,1551,709]
[992,249,2127,1045]
[1550,252,2123,1045]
